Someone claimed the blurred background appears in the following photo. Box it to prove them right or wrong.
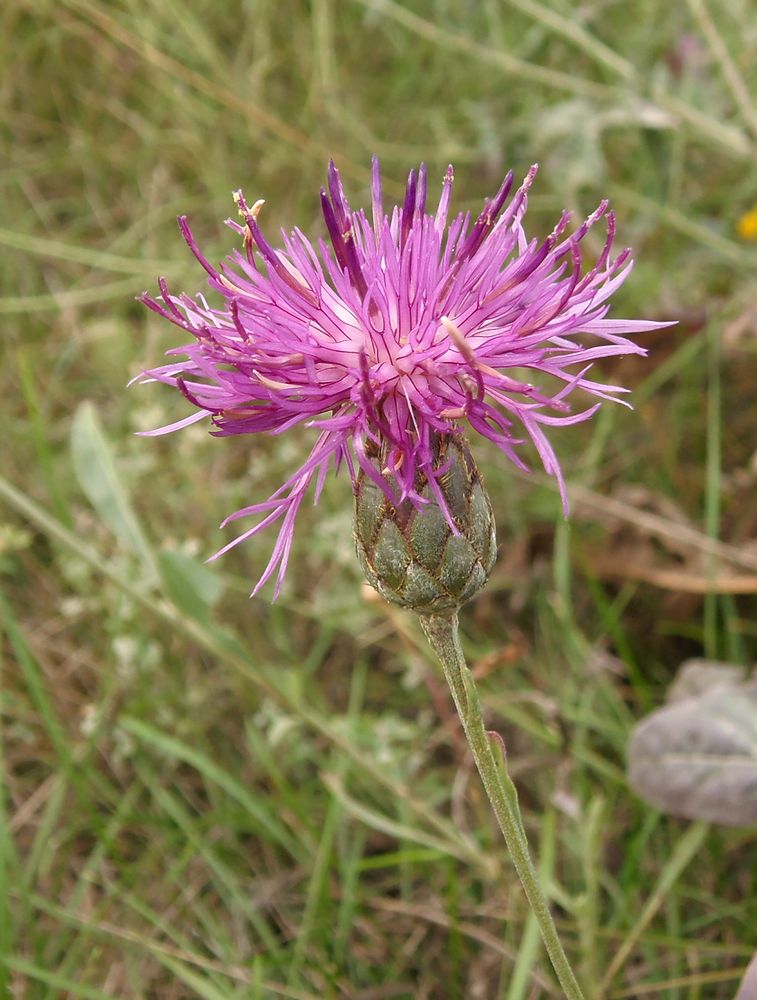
[2,0,756,997]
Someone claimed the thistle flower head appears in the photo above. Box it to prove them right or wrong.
[137,159,666,598]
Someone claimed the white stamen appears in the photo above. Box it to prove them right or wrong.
[441,315,476,364]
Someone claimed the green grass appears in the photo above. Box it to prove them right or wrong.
[2,0,756,996]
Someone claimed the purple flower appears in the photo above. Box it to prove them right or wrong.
[137,159,665,597]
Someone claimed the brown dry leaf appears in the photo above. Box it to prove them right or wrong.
[578,484,757,593]
[734,953,757,1000]
[666,659,747,702]
[628,663,757,827]
[723,300,757,352]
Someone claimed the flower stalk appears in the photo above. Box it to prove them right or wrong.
[419,611,585,1000]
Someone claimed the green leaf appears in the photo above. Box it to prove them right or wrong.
[157,549,223,622]
[119,716,301,856]
[2,956,119,999]
[154,955,249,1000]
[70,401,156,579]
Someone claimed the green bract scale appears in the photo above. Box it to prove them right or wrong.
[354,434,497,613]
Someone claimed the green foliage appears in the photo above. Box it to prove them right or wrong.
[2,0,756,996]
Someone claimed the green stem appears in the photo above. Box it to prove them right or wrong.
[419,611,584,1000]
